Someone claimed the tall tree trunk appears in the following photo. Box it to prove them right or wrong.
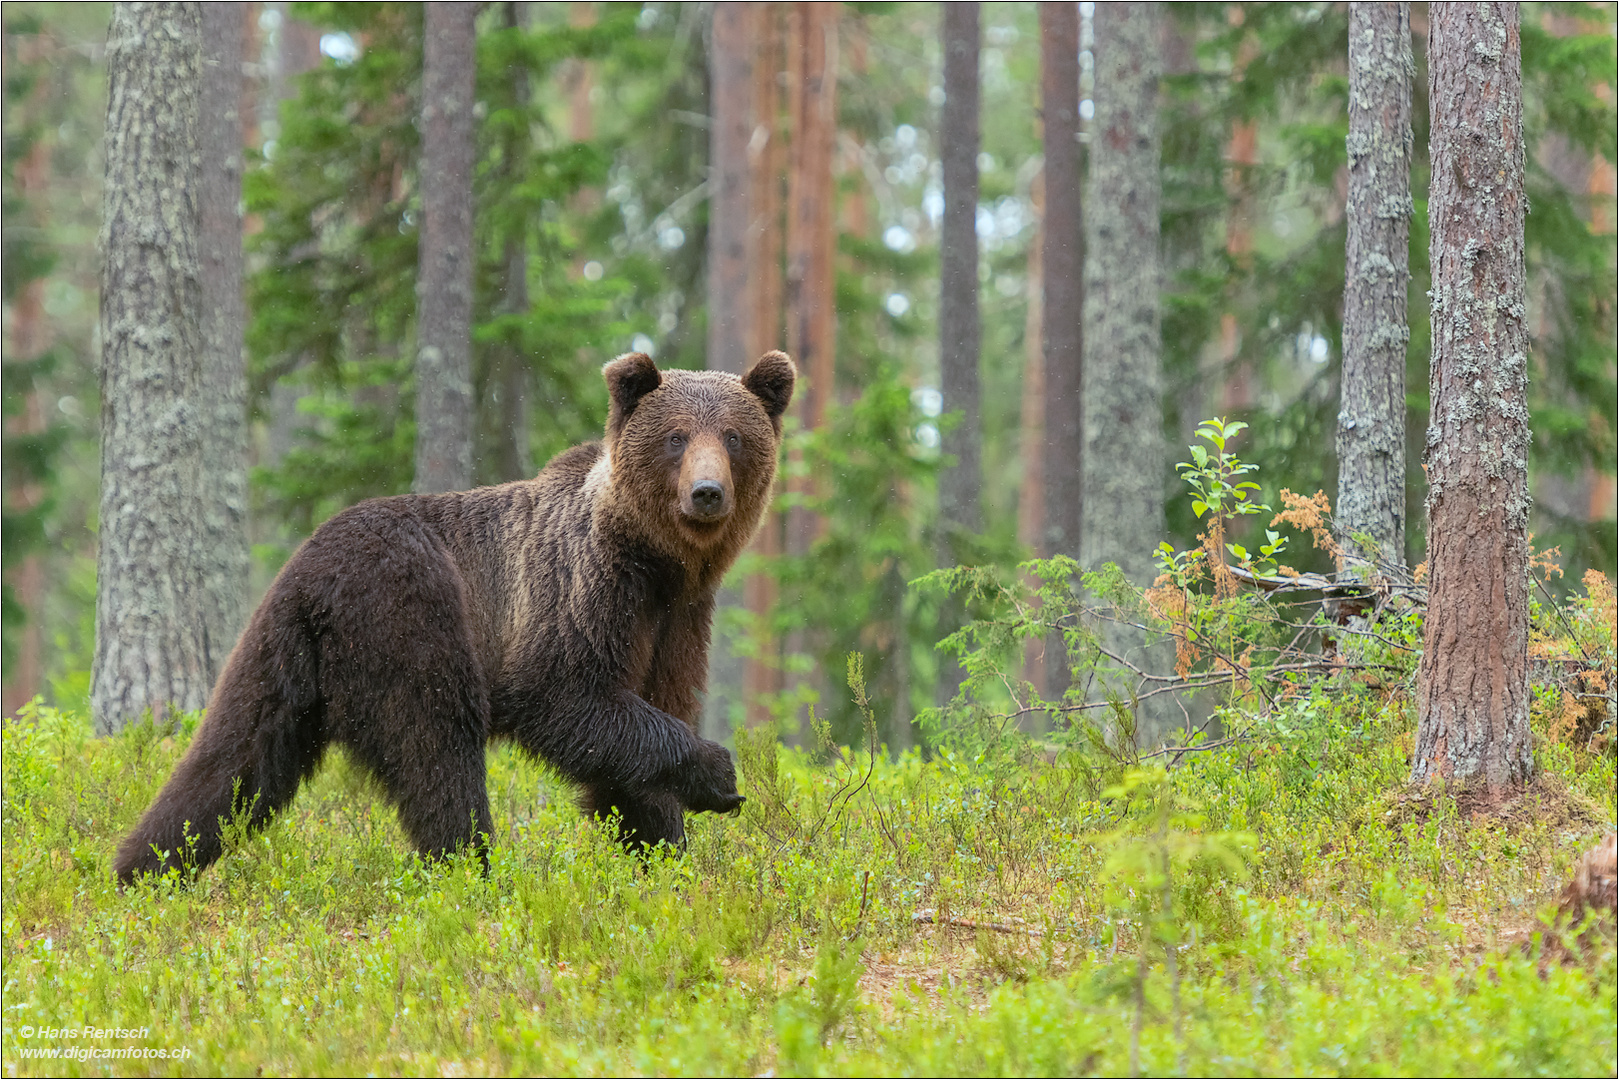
[745,4,787,729]
[1039,0,1083,700]
[1017,169,1047,699]
[568,2,595,142]
[708,3,755,379]
[1337,2,1412,573]
[93,2,213,734]
[413,2,477,494]
[2,133,53,718]
[939,2,982,543]
[197,2,251,673]
[781,3,838,734]
[479,1,533,485]
[704,1,757,741]
[784,1,838,558]
[1081,2,1170,739]
[1413,2,1532,793]
[936,1,982,708]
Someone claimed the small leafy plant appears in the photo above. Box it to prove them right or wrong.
[1159,416,1288,587]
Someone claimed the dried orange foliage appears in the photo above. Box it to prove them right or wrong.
[1537,569,1616,752]
[1527,533,1565,583]
[1145,574,1199,678]
[1583,567,1616,629]
[1270,489,1341,565]
[1201,526,1239,599]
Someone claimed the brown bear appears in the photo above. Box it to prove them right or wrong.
[114,350,795,884]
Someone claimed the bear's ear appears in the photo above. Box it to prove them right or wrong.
[603,352,662,441]
[742,351,796,426]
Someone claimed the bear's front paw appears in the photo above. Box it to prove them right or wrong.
[679,740,745,814]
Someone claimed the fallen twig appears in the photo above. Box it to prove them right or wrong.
[911,911,1044,937]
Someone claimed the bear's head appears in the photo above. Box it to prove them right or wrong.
[600,350,795,565]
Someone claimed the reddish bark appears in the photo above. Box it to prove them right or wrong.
[1413,2,1532,793]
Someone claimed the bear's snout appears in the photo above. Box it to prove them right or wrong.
[678,434,734,523]
[690,480,726,518]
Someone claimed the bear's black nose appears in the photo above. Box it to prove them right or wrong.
[690,481,726,517]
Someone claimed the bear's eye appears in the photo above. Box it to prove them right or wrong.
[725,432,741,452]
[667,433,686,453]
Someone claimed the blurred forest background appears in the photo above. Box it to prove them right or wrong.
[3,1,1615,748]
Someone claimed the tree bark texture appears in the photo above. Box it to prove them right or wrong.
[708,2,755,377]
[1081,2,1164,588]
[1039,1,1082,700]
[744,5,788,728]
[936,2,982,708]
[2,136,53,717]
[1337,2,1413,571]
[197,2,251,673]
[939,2,982,541]
[1039,1,1082,565]
[413,2,477,494]
[1081,3,1171,739]
[1017,169,1047,698]
[704,2,757,741]
[784,2,838,560]
[477,1,534,487]
[94,2,214,734]
[1414,2,1532,792]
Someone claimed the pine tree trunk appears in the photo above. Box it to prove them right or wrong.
[939,2,982,542]
[1413,2,1532,793]
[936,1,982,707]
[413,2,477,494]
[1039,0,1083,700]
[1017,170,1047,699]
[197,2,251,673]
[479,1,533,486]
[2,136,53,718]
[1081,2,1170,738]
[704,1,757,741]
[744,5,787,729]
[93,2,213,734]
[781,3,838,735]
[708,2,754,378]
[1337,1,1413,572]
[784,1,838,559]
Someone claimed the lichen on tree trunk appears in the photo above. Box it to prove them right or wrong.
[1413,1,1533,793]
[93,1,214,734]
[1080,2,1171,741]
[1337,1,1413,571]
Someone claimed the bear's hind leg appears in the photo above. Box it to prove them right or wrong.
[368,733,495,870]
[581,785,685,854]
[320,522,497,870]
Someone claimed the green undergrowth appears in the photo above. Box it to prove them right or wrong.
[2,685,1614,1077]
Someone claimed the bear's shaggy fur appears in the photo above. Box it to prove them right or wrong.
[114,351,795,883]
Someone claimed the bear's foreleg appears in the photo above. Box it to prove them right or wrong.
[517,688,743,838]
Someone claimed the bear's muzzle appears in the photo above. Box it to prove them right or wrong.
[679,435,734,523]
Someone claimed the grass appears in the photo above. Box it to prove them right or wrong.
[2,673,1615,1076]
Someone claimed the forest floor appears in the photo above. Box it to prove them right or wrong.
[2,678,1615,1077]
